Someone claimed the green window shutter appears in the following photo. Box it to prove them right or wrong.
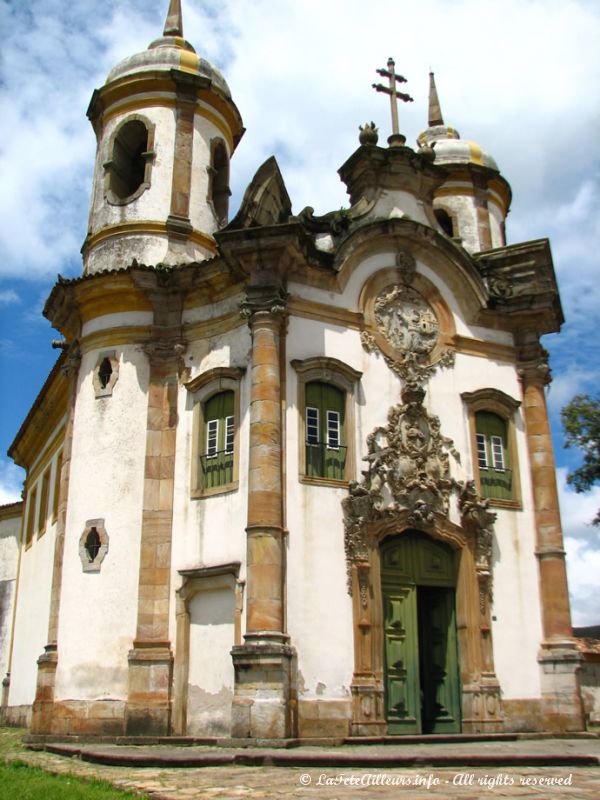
[305,382,346,479]
[202,390,235,488]
[475,411,512,500]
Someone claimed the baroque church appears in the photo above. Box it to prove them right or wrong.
[0,0,595,740]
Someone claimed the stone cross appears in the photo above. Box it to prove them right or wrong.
[372,58,413,144]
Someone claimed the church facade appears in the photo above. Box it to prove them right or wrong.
[0,0,589,739]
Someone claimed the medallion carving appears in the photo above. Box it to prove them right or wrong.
[374,285,439,356]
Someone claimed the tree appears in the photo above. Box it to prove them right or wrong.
[561,393,600,525]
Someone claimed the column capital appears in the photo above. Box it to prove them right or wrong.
[240,285,288,323]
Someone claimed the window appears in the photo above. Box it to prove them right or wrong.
[38,468,51,538]
[462,389,521,508]
[93,351,119,398]
[209,139,230,226]
[104,116,155,205]
[304,382,346,479]
[187,367,245,497]
[51,451,62,523]
[434,207,455,238]
[25,487,37,548]
[475,411,511,501]
[200,391,235,489]
[78,519,109,573]
[292,357,362,486]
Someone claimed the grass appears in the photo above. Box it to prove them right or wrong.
[0,728,144,800]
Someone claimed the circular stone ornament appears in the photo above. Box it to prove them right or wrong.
[374,285,439,355]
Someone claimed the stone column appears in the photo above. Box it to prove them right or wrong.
[231,286,296,739]
[519,353,584,731]
[30,344,81,734]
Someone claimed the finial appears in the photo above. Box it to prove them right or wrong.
[372,57,414,147]
[428,71,444,127]
[359,122,379,145]
[163,0,184,37]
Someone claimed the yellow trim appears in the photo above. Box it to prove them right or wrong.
[454,334,516,362]
[80,326,153,353]
[436,185,475,198]
[83,221,217,254]
[98,72,243,149]
[468,142,484,166]
[184,311,243,340]
[25,427,65,489]
[0,502,22,521]
[179,50,200,74]
[288,296,363,330]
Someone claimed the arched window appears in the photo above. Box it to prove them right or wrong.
[186,367,245,497]
[462,389,521,507]
[475,411,511,501]
[292,357,362,485]
[209,139,230,226]
[435,208,454,238]
[104,117,155,204]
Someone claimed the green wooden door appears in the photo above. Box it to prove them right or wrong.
[418,587,461,734]
[382,583,421,734]
[381,533,461,735]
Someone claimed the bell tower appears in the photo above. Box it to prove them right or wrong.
[418,73,511,253]
[83,0,244,274]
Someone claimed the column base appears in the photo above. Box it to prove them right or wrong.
[30,645,58,734]
[231,639,296,739]
[538,642,584,732]
[349,676,386,736]
[125,641,173,736]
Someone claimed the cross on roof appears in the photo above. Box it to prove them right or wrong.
[372,58,414,145]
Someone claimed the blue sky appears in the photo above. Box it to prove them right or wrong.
[1,0,599,623]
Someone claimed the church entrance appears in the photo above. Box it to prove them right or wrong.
[380,532,461,734]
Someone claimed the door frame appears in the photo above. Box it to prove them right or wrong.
[348,512,503,736]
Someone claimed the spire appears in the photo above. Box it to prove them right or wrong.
[428,72,444,127]
[163,0,184,37]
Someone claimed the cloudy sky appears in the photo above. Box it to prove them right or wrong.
[0,0,599,624]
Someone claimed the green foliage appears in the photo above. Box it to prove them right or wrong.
[0,728,140,800]
[561,393,600,525]
[0,762,141,800]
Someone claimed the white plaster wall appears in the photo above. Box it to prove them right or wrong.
[82,311,153,338]
[90,106,176,235]
[0,510,21,684]
[170,327,251,647]
[435,193,479,253]
[54,346,149,701]
[8,441,63,707]
[366,189,432,227]
[186,585,235,735]
[284,254,545,706]
[189,115,232,234]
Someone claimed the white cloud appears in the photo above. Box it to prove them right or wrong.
[557,467,600,626]
[0,459,24,506]
[0,290,20,306]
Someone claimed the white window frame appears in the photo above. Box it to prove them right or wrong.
[306,406,320,444]
[206,418,219,458]
[327,409,341,450]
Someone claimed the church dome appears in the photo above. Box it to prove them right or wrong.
[106,35,232,98]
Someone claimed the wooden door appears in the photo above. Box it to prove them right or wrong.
[381,533,461,735]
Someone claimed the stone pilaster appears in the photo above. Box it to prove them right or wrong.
[231,286,296,739]
[166,74,196,253]
[30,344,81,734]
[519,351,584,731]
[125,276,186,736]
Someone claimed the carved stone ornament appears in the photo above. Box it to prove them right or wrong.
[343,379,461,591]
[374,285,439,356]
[459,480,497,611]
